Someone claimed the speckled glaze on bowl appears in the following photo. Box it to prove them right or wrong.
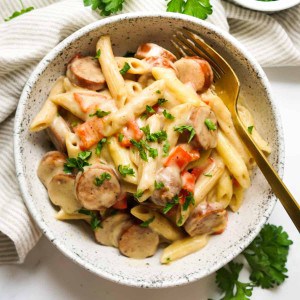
[14,13,284,288]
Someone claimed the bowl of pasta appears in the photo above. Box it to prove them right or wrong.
[14,12,284,288]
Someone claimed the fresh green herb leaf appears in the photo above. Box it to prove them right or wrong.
[95,138,107,155]
[118,165,135,177]
[89,109,111,118]
[118,133,124,142]
[133,189,144,199]
[83,0,126,16]
[156,90,161,94]
[146,105,156,114]
[120,62,131,75]
[141,125,167,143]
[204,118,217,131]
[216,262,254,300]
[174,125,196,143]
[177,214,184,226]
[163,195,179,214]
[64,151,92,173]
[95,49,101,59]
[167,0,213,20]
[140,216,155,227]
[204,173,212,177]
[248,126,254,134]
[130,139,148,161]
[154,181,165,190]
[148,147,158,159]
[4,0,34,22]
[157,98,168,106]
[94,172,111,186]
[163,109,175,120]
[78,208,102,230]
[163,141,170,156]
[242,224,293,288]
[123,51,135,57]
[182,192,195,211]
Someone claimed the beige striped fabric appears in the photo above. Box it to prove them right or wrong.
[0,0,299,264]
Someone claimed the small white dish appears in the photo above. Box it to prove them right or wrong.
[229,0,300,12]
[14,12,284,288]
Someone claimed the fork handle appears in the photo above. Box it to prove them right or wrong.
[235,120,300,232]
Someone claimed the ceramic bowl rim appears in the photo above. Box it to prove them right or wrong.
[14,12,284,288]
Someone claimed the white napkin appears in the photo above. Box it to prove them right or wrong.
[0,0,299,264]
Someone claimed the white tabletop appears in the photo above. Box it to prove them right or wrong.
[0,66,299,300]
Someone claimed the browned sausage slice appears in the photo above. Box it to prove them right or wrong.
[119,225,159,259]
[151,166,182,206]
[67,56,106,91]
[37,151,67,187]
[135,43,177,62]
[75,164,121,210]
[184,208,227,237]
[174,56,213,92]
[189,106,218,150]
[94,213,133,247]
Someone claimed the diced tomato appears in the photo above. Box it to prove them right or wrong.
[118,120,143,148]
[181,171,196,192]
[178,189,189,205]
[191,166,205,179]
[112,193,127,210]
[74,118,104,150]
[164,146,193,170]
[74,92,108,113]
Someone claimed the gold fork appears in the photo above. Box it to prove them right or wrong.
[172,28,300,232]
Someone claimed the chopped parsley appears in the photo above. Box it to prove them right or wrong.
[140,216,155,227]
[163,109,175,120]
[157,98,168,106]
[163,195,179,214]
[118,133,124,142]
[156,90,161,94]
[95,138,107,155]
[163,141,170,156]
[174,125,196,143]
[204,118,217,131]
[154,181,165,190]
[119,62,131,75]
[248,125,254,134]
[118,165,135,177]
[63,151,92,173]
[94,172,111,186]
[204,173,212,177]
[89,109,111,118]
[130,139,148,161]
[182,192,195,211]
[78,208,102,230]
[140,125,167,143]
[95,49,101,59]
[133,189,144,199]
[146,105,155,114]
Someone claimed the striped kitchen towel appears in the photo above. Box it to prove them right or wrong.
[0,0,299,264]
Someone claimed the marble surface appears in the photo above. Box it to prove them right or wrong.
[0,66,299,300]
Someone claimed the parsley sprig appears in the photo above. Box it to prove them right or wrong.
[78,208,102,230]
[140,125,167,143]
[118,165,135,177]
[130,139,158,161]
[4,0,34,22]
[120,62,131,75]
[215,224,293,299]
[63,151,92,173]
[83,0,125,16]
[94,172,111,186]
[174,125,196,143]
[89,109,111,118]
[182,192,195,211]
[95,138,107,155]
[163,195,179,214]
[140,216,155,227]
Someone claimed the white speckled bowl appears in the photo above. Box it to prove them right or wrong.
[14,13,284,288]
[229,0,300,12]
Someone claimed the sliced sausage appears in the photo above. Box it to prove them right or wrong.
[174,56,213,92]
[151,166,182,206]
[119,224,159,259]
[67,56,106,91]
[189,106,218,150]
[37,151,67,187]
[48,173,82,213]
[135,43,177,62]
[75,164,121,210]
[94,213,133,247]
[143,56,177,74]
[46,116,71,153]
[184,208,227,237]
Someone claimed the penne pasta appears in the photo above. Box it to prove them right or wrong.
[216,168,233,209]
[115,57,150,74]
[230,184,245,212]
